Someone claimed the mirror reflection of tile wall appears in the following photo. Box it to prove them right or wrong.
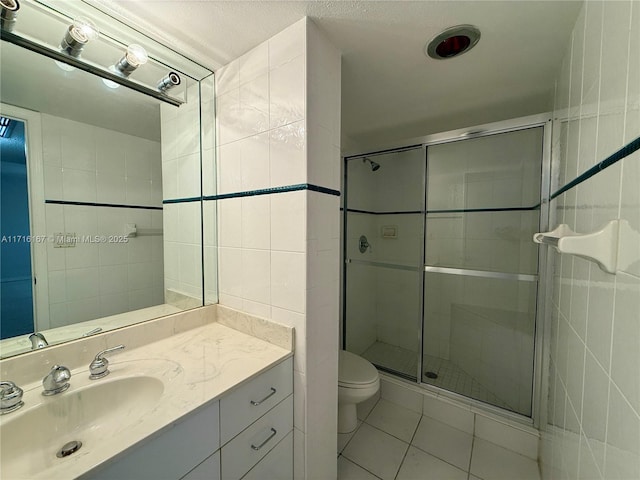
[161,83,205,309]
[42,115,164,328]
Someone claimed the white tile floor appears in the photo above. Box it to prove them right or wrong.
[338,398,540,480]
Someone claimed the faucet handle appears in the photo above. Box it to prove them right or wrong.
[89,345,125,380]
[0,381,24,414]
[42,365,71,396]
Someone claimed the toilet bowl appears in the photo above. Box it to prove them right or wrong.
[338,350,380,433]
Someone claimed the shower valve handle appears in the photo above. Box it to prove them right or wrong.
[359,235,371,253]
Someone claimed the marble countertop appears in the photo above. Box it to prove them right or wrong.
[0,318,292,480]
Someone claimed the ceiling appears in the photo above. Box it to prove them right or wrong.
[107,1,582,150]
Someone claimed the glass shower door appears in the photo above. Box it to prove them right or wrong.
[423,127,543,416]
[344,147,425,380]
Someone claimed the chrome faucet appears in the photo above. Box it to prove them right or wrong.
[42,365,71,396]
[29,332,48,349]
[0,381,24,414]
[89,345,125,379]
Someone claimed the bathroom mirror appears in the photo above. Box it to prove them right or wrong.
[0,0,214,358]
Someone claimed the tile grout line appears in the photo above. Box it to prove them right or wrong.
[467,413,477,480]
[338,420,362,455]
[392,413,423,480]
[338,455,383,480]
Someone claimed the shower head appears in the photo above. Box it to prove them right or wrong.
[362,157,381,172]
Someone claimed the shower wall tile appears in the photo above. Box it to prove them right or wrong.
[541,1,640,478]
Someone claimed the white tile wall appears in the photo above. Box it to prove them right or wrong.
[40,115,163,327]
[541,1,640,479]
[213,18,341,480]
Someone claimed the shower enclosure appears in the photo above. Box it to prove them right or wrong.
[343,116,549,418]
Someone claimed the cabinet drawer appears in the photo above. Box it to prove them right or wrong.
[220,357,292,445]
[86,400,219,480]
[241,431,293,480]
[221,395,293,480]
[181,451,220,480]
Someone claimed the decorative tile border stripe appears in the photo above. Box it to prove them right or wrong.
[340,206,540,215]
[343,208,425,215]
[427,205,541,214]
[202,183,341,201]
[163,197,202,204]
[46,200,163,210]
[551,135,640,200]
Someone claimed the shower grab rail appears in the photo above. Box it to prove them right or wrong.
[346,258,422,272]
[423,266,537,282]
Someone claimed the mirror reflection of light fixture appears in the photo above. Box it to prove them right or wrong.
[60,17,98,57]
[102,66,120,89]
[0,0,19,32]
[54,60,75,72]
[157,72,181,93]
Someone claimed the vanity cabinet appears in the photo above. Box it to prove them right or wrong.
[86,358,293,480]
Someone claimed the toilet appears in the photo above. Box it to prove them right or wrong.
[338,350,380,433]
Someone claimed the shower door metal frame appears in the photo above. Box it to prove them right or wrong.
[342,144,427,382]
[343,112,553,427]
[419,113,552,426]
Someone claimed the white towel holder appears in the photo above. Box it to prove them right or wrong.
[534,219,639,274]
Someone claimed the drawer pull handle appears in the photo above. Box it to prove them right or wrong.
[250,387,276,406]
[251,428,277,451]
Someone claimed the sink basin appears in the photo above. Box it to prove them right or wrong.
[0,375,164,479]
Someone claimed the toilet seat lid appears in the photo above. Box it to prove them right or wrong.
[339,350,378,386]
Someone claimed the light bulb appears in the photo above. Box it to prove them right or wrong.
[125,44,148,68]
[114,44,148,77]
[61,17,98,57]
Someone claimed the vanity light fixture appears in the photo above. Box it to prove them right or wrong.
[103,44,148,89]
[157,72,181,93]
[60,17,98,58]
[0,0,19,32]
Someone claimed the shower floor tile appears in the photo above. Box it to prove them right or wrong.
[359,341,512,410]
[422,354,513,410]
[361,341,418,378]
